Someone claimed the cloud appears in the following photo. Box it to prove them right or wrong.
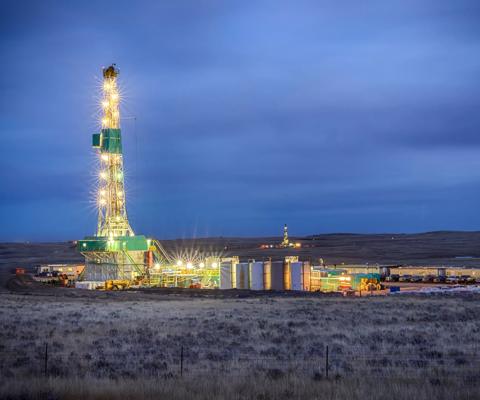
[1,0,480,239]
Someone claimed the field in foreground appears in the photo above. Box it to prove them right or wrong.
[1,291,480,399]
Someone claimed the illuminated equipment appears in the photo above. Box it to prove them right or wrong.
[93,65,132,237]
[78,65,169,282]
[309,270,382,292]
[148,257,222,288]
[279,224,301,249]
[76,64,219,286]
[219,259,310,291]
[282,224,289,247]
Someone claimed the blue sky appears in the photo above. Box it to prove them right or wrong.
[1,0,480,240]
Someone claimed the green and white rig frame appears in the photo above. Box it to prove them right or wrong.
[77,65,161,282]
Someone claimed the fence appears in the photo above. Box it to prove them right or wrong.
[1,344,480,382]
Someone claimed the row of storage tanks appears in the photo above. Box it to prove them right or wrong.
[220,260,311,291]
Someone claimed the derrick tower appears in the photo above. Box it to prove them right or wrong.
[77,65,157,282]
[282,224,289,247]
[95,65,133,238]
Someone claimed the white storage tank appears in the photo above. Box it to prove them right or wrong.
[235,262,249,289]
[269,261,284,291]
[249,261,264,290]
[290,262,311,291]
[220,261,233,289]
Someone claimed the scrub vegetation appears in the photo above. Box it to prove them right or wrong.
[1,291,480,399]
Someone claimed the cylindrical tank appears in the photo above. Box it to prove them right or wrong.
[290,262,302,290]
[264,260,272,290]
[235,262,249,289]
[220,261,233,289]
[303,261,311,291]
[270,261,284,291]
[249,261,264,290]
[290,262,311,291]
[284,262,291,290]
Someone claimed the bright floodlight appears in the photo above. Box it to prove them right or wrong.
[199,262,205,268]
[212,262,218,268]
[186,262,193,269]
[176,260,183,267]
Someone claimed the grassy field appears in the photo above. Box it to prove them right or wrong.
[1,290,480,399]
[1,234,480,399]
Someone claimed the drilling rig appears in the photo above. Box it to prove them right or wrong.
[281,224,289,247]
[75,64,223,288]
[77,65,167,282]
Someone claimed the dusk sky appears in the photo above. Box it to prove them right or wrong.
[1,1,480,241]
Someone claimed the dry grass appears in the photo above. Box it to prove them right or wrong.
[2,375,479,400]
[1,292,480,399]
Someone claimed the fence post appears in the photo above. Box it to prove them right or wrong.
[44,343,48,377]
[325,345,329,379]
[180,345,184,377]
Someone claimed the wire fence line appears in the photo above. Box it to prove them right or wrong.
[1,344,480,381]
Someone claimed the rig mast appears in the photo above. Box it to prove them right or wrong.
[94,65,133,238]
[282,224,289,247]
[77,65,166,282]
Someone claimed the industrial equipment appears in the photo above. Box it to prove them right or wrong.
[74,66,228,290]
[77,65,169,283]
[353,273,382,291]
[104,280,131,290]
[282,224,289,247]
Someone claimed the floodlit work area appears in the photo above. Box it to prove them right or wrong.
[74,257,382,293]
[71,66,385,293]
[219,259,381,292]
[55,65,477,295]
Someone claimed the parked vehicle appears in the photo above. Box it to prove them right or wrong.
[466,276,476,284]
[410,275,423,283]
[398,275,412,282]
[385,274,399,282]
[446,276,459,284]
[421,275,435,283]
[458,275,475,284]
[103,280,131,290]
[433,276,446,283]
